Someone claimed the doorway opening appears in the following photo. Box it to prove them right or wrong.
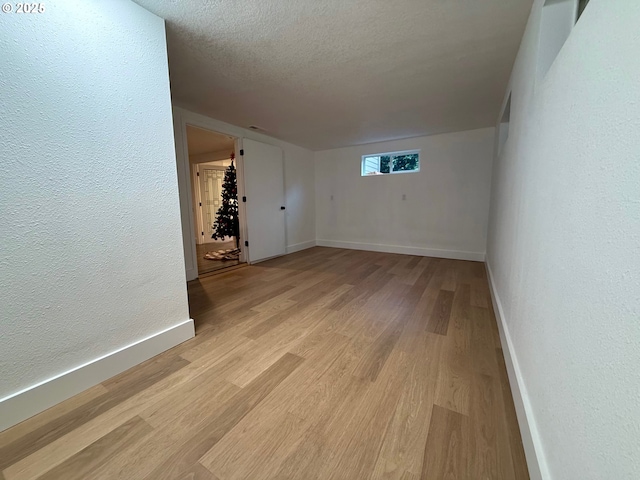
[186,125,244,275]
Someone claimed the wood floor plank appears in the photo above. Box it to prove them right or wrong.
[252,271,331,309]
[141,353,304,480]
[352,314,405,381]
[377,333,444,475]
[224,305,323,387]
[394,272,443,351]
[448,284,472,356]
[470,306,500,376]
[327,285,368,311]
[75,425,172,480]
[181,463,221,480]
[201,411,305,480]
[203,335,368,480]
[3,349,242,480]
[322,348,412,480]
[439,262,458,292]
[242,304,302,340]
[400,472,419,480]
[102,354,191,394]
[334,279,405,342]
[434,341,471,416]
[243,283,353,341]
[287,335,366,420]
[0,354,189,472]
[271,379,369,479]
[0,383,108,449]
[371,457,411,480]
[214,283,298,318]
[285,311,339,358]
[84,372,242,480]
[0,248,529,480]
[420,405,469,480]
[468,374,502,479]
[37,416,153,480]
[398,256,432,286]
[139,373,241,432]
[426,289,454,335]
[470,277,490,308]
[179,328,252,363]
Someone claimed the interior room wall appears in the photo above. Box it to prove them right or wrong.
[192,159,232,167]
[0,0,193,431]
[314,128,495,260]
[190,151,232,164]
[486,1,640,479]
[173,107,316,280]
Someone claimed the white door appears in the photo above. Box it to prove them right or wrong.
[198,166,226,242]
[242,138,286,262]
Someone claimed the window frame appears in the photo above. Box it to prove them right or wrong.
[360,149,421,177]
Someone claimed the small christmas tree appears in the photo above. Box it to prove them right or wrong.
[211,153,240,248]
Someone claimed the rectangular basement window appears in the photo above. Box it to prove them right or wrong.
[361,150,420,176]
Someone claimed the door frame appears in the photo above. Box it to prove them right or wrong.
[173,108,249,280]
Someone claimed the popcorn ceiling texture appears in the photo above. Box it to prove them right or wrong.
[0,0,190,399]
[133,0,533,150]
[487,0,640,478]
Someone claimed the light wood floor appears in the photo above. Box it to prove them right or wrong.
[0,247,529,480]
[196,240,241,275]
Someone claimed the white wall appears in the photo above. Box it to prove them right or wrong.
[0,0,192,430]
[173,107,316,279]
[486,1,640,479]
[191,158,232,167]
[536,0,577,81]
[315,128,495,261]
[190,150,232,164]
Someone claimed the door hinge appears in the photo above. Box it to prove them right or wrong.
[244,240,249,247]
[201,232,204,236]
[242,196,247,202]
[199,202,202,207]
[196,172,199,176]
[240,149,244,156]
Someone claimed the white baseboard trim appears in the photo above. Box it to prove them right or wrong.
[286,240,316,254]
[485,260,549,480]
[0,319,195,432]
[316,239,485,262]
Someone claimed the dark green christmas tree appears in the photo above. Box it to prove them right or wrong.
[211,153,240,248]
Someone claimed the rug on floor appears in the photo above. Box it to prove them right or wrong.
[204,248,241,261]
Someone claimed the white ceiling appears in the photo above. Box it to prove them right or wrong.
[136,0,533,150]
[186,125,234,156]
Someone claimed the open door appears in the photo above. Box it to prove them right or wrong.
[242,138,286,262]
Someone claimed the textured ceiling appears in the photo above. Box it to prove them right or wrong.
[186,125,235,155]
[136,0,533,150]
